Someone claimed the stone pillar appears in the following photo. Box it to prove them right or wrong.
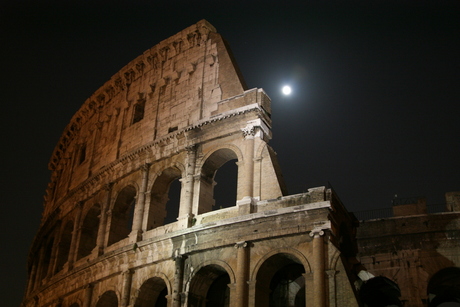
[47,231,60,278]
[235,241,249,307]
[131,164,150,242]
[304,272,314,307]
[33,248,45,289]
[121,269,133,307]
[68,202,83,269]
[326,270,338,307]
[247,280,257,307]
[237,124,256,215]
[83,284,93,307]
[96,183,112,255]
[26,262,38,295]
[310,229,326,307]
[241,125,255,199]
[178,145,196,228]
[172,255,186,307]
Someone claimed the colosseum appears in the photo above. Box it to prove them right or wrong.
[22,20,460,307]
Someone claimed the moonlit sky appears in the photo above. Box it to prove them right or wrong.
[2,1,459,305]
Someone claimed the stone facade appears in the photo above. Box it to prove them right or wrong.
[22,19,460,307]
[356,194,460,306]
[22,20,361,307]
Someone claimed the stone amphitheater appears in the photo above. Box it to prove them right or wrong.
[22,20,460,307]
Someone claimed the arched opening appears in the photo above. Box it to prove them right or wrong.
[108,185,137,246]
[134,277,168,307]
[359,276,402,307]
[39,234,55,281]
[69,303,80,307]
[255,253,306,307]
[188,264,230,307]
[428,267,460,307]
[55,221,73,273]
[77,204,100,260]
[199,149,238,214]
[96,290,118,307]
[146,167,182,230]
[213,159,238,211]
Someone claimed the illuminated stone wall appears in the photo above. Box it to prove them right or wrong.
[357,194,460,306]
[23,20,361,307]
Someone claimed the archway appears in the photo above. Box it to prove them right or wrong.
[199,148,238,214]
[77,204,100,259]
[212,159,238,211]
[108,185,137,246]
[188,264,231,307]
[255,253,306,307]
[55,220,73,273]
[39,234,55,281]
[134,277,168,307]
[146,166,182,230]
[96,290,118,307]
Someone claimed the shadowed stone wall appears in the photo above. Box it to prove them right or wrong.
[23,20,361,307]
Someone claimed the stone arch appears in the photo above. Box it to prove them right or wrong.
[427,267,460,306]
[187,259,237,285]
[186,261,235,307]
[146,165,183,230]
[254,141,268,160]
[38,231,56,282]
[252,249,310,307]
[251,248,311,281]
[328,246,341,271]
[196,145,243,214]
[55,220,74,273]
[77,203,101,260]
[95,290,118,307]
[134,275,170,307]
[108,185,137,246]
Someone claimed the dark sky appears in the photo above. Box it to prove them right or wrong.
[1,1,459,305]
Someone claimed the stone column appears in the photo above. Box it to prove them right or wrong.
[310,229,326,307]
[121,270,133,307]
[33,248,45,289]
[237,124,256,215]
[131,164,150,242]
[235,241,249,307]
[241,125,255,199]
[96,183,112,255]
[26,262,38,295]
[178,145,196,228]
[47,232,60,278]
[68,202,83,269]
[247,280,257,307]
[172,255,186,307]
[326,270,338,307]
[83,284,93,307]
[303,272,314,307]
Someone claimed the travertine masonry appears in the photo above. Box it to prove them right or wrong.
[23,20,364,307]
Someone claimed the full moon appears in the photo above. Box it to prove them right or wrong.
[282,85,292,95]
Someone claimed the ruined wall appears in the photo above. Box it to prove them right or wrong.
[44,20,251,218]
[357,210,460,306]
[23,20,361,307]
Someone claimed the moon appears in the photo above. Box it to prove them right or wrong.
[282,85,292,95]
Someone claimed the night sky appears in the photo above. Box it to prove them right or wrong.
[2,1,459,305]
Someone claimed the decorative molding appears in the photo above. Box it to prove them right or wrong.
[234,241,248,249]
[309,229,325,238]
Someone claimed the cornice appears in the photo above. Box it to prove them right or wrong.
[43,103,266,225]
[48,20,216,172]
